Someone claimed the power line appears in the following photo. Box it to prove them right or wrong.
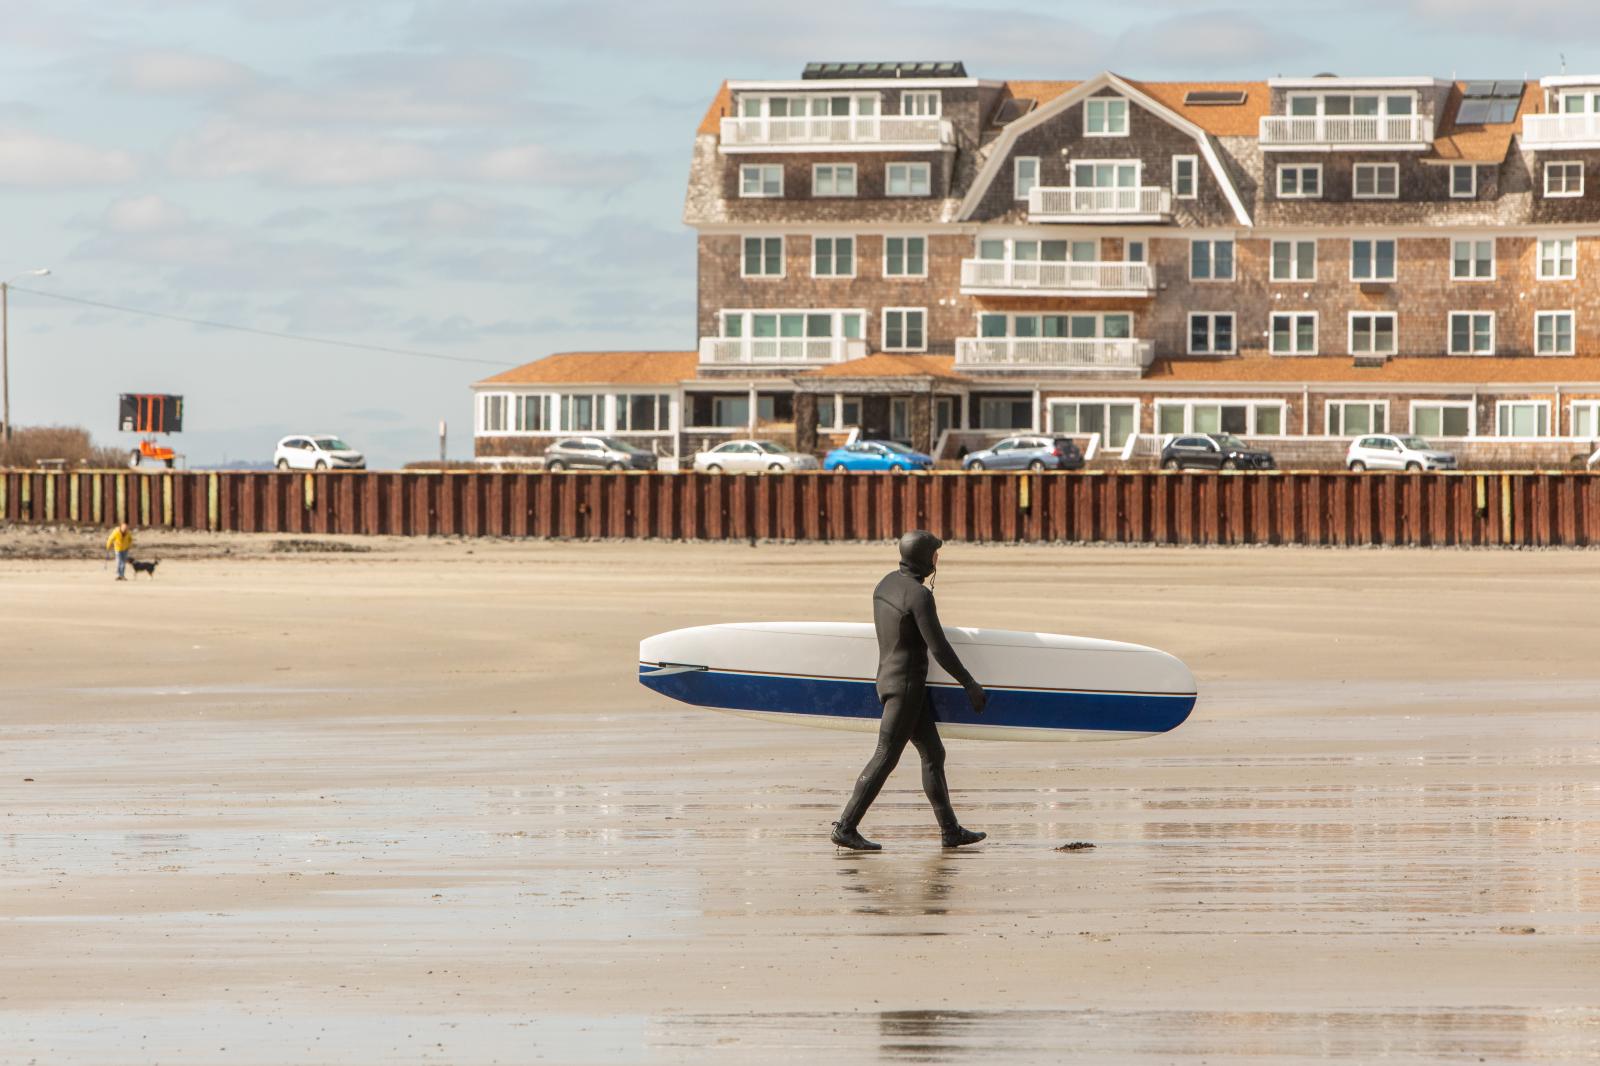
[8,285,518,368]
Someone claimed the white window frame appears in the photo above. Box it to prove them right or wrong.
[1084,96,1129,136]
[882,307,927,352]
[883,235,928,278]
[1046,398,1141,448]
[1014,156,1039,201]
[812,163,857,198]
[1449,164,1477,199]
[1270,311,1319,356]
[1172,155,1197,199]
[1155,399,1288,437]
[1447,311,1495,355]
[479,392,510,434]
[509,392,560,435]
[740,235,785,279]
[1495,400,1552,437]
[1186,312,1236,355]
[739,164,783,199]
[1353,162,1400,200]
[1270,239,1317,282]
[1326,400,1390,437]
[1544,160,1584,198]
[1277,164,1322,199]
[1408,400,1475,439]
[1349,238,1397,282]
[1189,238,1235,282]
[1348,312,1398,356]
[1537,236,1577,281]
[885,162,931,197]
[812,235,855,279]
[1535,310,1576,355]
[610,393,673,435]
[1569,400,1600,438]
[900,90,941,116]
[1450,237,1495,281]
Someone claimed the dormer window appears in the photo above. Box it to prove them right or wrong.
[1288,92,1416,118]
[1560,89,1600,113]
[1084,97,1129,136]
[901,91,940,116]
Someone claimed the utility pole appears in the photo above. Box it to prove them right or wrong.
[1,269,52,442]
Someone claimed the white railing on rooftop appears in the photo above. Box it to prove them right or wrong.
[1522,112,1600,145]
[954,337,1154,371]
[1259,114,1433,147]
[959,258,1155,294]
[699,336,866,366]
[719,115,952,148]
[1027,186,1171,220]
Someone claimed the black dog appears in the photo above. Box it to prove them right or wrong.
[130,559,160,578]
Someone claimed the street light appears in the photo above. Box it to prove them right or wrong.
[2,267,51,442]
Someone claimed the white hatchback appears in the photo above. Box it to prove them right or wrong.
[274,435,366,471]
[693,439,819,473]
[1346,434,1457,472]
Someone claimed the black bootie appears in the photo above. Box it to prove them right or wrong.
[941,825,986,848]
[830,821,882,851]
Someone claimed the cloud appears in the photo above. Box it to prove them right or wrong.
[106,49,257,95]
[356,193,543,238]
[1392,0,1600,39]
[103,193,190,233]
[0,128,139,185]
[1116,11,1313,73]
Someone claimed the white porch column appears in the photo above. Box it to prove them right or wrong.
[748,385,757,433]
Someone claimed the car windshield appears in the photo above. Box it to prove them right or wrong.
[754,441,787,454]
[1212,435,1247,451]
[1399,436,1431,450]
[314,437,351,451]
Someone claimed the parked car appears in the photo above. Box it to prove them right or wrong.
[822,439,932,473]
[543,436,658,472]
[1346,434,1458,472]
[1160,433,1275,471]
[962,435,1084,472]
[693,439,820,473]
[274,435,365,471]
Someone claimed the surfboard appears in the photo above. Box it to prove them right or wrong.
[638,622,1196,742]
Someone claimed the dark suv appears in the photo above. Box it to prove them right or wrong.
[543,436,658,471]
[1160,433,1275,471]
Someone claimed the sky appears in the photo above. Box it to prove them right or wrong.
[3,0,1598,468]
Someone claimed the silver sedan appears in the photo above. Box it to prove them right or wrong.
[693,439,819,473]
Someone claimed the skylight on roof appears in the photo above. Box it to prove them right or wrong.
[1184,89,1248,106]
[801,61,967,80]
[1456,80,1522,125]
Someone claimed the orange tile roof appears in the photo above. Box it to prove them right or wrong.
[1428,80,1540,162]
[1120,79,1271,137]
[796,354,966,380]
[1148,355,1600,384]
[697,81,732,136]
[477,351,699,387]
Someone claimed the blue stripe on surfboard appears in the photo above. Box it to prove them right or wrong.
[638,666,1194,735]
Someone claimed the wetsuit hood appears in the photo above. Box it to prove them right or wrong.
[897,529,942,581]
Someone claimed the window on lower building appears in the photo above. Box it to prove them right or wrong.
[1327,401,1387,436]
[516,394,553,432]
[977,396,1034,429]
[742,236,783,277]
[613,394,670,432]
[1448,312,1494,355]
[886,162,931,196]
[1411,403,1472,438]
[1536,311,1575,355]
[813,236,854,277]
[1350,313,1397,355]
[1049,401,1138,447]
[1271,239,1316,281]
[883,308,926,351]
[1544,161,1583,197]
[1188,313,1235,355]
[480,393,508,432]
[1270,313,1317,355]
[1538,238,1576,280]
[1351,239,1396,281]
[1450,164,1477,198]
[1496,401,1549,437]
[1451,238,1494,280]
[561,394,602,432]
[1157,401,1285,436]
[1172,156,1197,199]
[1190,239,1234,281]
[977,312,1132,340]
[1571,401,1600,438]
[1277,164,1321,198]
[1353,163,1399,198]
[813,164,857,197]
[818,395,863,429]
[884,236,926,276]
[740,165,782,198]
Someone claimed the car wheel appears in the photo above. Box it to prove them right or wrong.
[128,450,141,469]
[830,464,847,474]
[1406,461,1422,472]
[1349,460,1366,473]
[606,461,625,471]
[968,459,985,471]
[768,463,785,472]
[889,463,905,473]
[1161,458,1179,470]
[546,459,566,472]
[314,460,327,470]
[705,463,722,473]
[276,459,290,471]
[1028,459,1046,472]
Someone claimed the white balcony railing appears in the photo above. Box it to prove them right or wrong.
[1259,114,1434,148]
[959,259,1155,295]
[1027,186,1171,221]
[699,336,866,366]
[1523,112,1600,146]
[954,337,1154,371]
[719,115,952,149]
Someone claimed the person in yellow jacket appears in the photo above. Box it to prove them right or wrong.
[106,522,133,581]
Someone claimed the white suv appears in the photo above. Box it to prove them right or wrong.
[1346,434,1457,472]
[274,435,366,470]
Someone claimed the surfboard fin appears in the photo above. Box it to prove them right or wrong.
[640,663,710,677]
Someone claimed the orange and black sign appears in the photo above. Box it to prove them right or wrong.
[119,393,183,434]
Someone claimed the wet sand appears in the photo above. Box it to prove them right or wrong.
[3,531,1599,1063]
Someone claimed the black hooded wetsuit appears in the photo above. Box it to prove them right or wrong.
[837,530,984,834]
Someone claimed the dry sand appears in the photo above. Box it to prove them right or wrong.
[2,528,1598,1064]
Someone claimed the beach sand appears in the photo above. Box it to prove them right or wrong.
[2,528,1598,1063]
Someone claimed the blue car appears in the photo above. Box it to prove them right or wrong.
[823,439,933,473]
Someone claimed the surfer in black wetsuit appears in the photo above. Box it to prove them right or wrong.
[831,530,988,851]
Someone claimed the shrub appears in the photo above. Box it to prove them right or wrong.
[0,425,126,468]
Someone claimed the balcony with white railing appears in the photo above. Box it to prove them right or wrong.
[959,259,1156,297]
[954,337,1154,373]
[699,336,867,366]
[1523,111,1600,147]
[1027,186,1172,223]
[1259,114,1434,149]
[719,115,953,151]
